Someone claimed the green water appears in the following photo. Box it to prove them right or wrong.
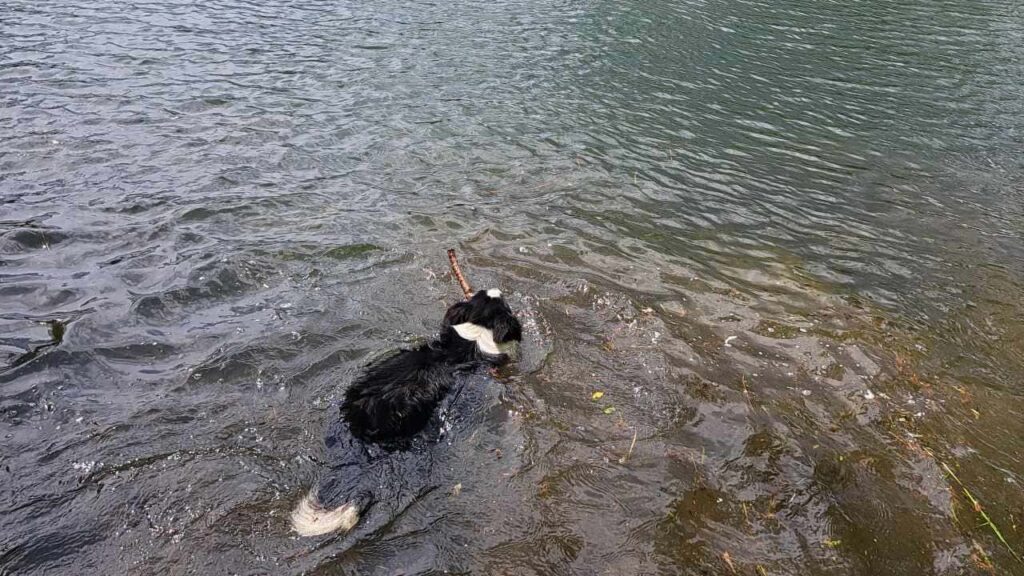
[2,0,1023,573]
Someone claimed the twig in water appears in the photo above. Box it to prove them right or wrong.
[618,427,638,464]
[447,248,474,299]
[722,551,737,574]
[942,461,1022,563]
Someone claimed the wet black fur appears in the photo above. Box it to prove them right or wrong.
[340,290,522,445]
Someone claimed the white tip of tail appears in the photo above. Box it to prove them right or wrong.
[290,491,359,537]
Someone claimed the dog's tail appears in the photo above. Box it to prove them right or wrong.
[290,490,360,537]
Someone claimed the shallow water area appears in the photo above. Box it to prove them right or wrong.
[3,0,1024,574]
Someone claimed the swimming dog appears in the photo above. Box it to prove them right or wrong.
[291,288,522,537]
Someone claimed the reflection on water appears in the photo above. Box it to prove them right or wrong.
[2,0,1024,574]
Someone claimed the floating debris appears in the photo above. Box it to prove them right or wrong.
[591,391,605,400]
[618,428,638,464]
[942,461,1021,562]
[722,551,737,573]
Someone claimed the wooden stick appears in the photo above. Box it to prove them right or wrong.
[447,248,474,299]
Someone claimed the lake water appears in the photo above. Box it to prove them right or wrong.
[3,0,1024,574]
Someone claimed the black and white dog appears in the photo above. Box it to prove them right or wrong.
[292,288,522,537]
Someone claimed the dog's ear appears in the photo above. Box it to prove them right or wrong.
[491,313,523,343]
[443,301,473,328]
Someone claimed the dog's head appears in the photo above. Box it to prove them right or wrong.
[441,289,522,361]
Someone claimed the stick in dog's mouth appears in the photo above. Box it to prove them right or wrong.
[446,249,520,359]
[447,248,474,300]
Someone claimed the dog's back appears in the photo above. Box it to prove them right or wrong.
[293,367,506,537]
[340,346,454,445]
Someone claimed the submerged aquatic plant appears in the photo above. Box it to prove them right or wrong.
[941,462,1022,564]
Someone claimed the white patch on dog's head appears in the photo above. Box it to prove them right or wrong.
[486,288,502,298]
[452,322,515,356]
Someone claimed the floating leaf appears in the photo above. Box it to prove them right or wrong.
[591,391,605,400]
[603,406,616,414]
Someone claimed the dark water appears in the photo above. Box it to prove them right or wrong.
[3,0,1024,574]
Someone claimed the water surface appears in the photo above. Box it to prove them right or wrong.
[3,0,1024,574]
